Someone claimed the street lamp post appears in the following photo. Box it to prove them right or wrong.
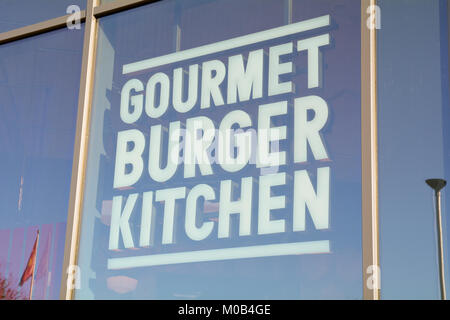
[426,178,447,300]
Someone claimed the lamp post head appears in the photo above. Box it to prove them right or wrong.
[426,179,447,192]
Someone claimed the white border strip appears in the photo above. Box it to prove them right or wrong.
[122,15,330,74]
[108,240,330,269]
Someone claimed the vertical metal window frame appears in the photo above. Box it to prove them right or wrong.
[59,0,163,300]
[361,0,380,300]
[58,0,380,300]
[60,0,99,300]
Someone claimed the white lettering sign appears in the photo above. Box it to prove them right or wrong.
[108,15,333,269]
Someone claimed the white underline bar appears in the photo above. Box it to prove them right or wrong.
[107,240,330,269]
[122,15,330,75]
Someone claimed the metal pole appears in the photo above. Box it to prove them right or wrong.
[435,189,446,300]
[426,179,447,300]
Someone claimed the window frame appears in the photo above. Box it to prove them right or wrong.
[0,0,380,300]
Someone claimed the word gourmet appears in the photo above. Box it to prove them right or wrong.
[108,15,333,270]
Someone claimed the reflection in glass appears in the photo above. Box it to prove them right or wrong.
[378,0,450,299]
[76,0,362,299]
[0,26,84,299]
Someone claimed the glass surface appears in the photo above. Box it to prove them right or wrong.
[76,0,362,299]
[0,0,86,33]
[0,26,84,299]
[378,0,450,299]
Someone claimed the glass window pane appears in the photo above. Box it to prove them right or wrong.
[0,26,84,299]
[378,0,450,299]
[0,0,86,33]
[76,0,363,299]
